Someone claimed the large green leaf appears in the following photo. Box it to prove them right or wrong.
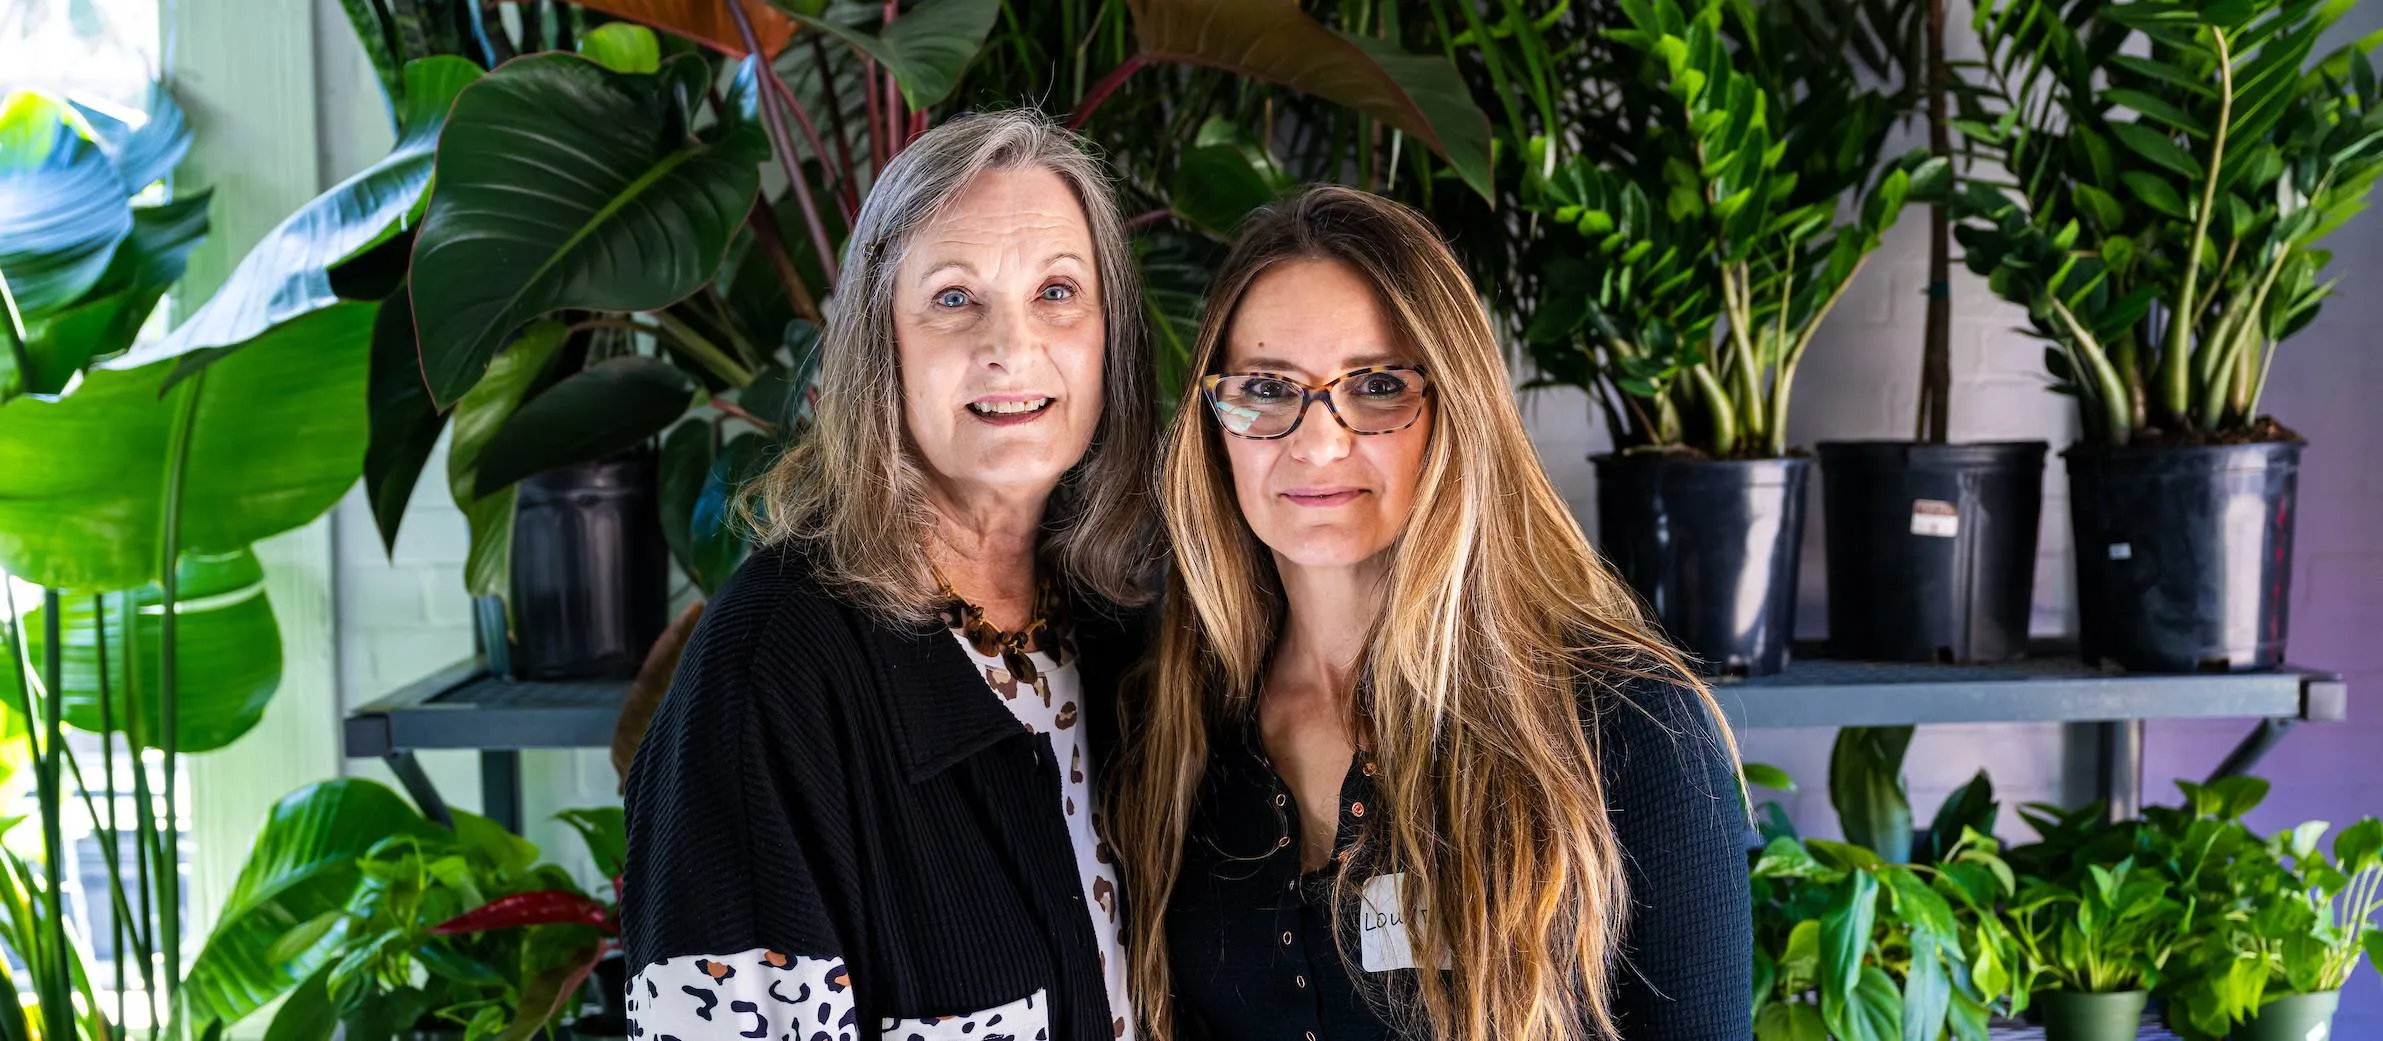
[20,548,280,752]
[14,190,210,396]
[447,323,570,604]
[361,285,446,555]
[70,84,191,196]
[1820,870,1881,1038]
[410,52,766,407]
[1125,0,1494,201]
[0,92,132,317]
[781,0,1001,110]
[474,355,700,496]
[1832,726,1915,863]
[117,58,482,377]
[0,302,376,591]
[575,0,801,59]
[184,779,442,1032]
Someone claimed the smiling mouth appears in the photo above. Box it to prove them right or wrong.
[965,397,1055,423]
[1282,489,1366,507]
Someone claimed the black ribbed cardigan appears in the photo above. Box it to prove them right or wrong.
[619,541,1146,1041]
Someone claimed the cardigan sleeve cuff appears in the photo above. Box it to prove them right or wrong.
[628,949,856,1041]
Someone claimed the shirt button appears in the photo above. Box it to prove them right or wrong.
[1350,801,1366,818]
[1274,793,1286,807]
[1282,931,1294,946]
[1295,975,1308,989]
[1305,1032,1318,1041]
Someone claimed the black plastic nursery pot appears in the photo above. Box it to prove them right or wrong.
[2035,990,2149,1041]
[1818,440,2048,664]
[507,454,670,680]
[1592,453,1810,677]
[2066,440,2302,673]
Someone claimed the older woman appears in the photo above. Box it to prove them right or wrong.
[621,110,1158,1041]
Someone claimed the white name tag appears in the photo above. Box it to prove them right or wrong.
[1358,873,1449,972]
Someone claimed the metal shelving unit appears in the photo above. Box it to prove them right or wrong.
[345,643,2346,832]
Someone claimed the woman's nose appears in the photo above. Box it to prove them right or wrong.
[1286,398,1352,463]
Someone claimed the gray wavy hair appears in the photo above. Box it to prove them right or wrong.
[744,108,1160,622]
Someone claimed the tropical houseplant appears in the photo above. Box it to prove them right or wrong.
[1950,0,2383,671]
[2000,858,2182,1040]
[115,0,1494,683]
[1453,0,1942,674]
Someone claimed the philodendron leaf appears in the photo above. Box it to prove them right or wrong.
[579,23,663,73]
[446,323,570,605]
[1832,726,1915,863]
[117,58,482,378]
[575,0,801,59]
[362,285,447,555]
[0,91,132,317]
[184,779,441,1032]
[0,302,375,592]
[1124,0,1494,200]
[474,355,702,496]
[658,419,712,587]
[780,0,1001,110]
[410,51,767,407]
[693,431,768,590]
[20,548,281,753]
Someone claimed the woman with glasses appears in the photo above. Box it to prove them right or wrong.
[1109,185,1751,1041]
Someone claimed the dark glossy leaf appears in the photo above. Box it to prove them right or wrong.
[782,0,1000,109]
[558,806,627,878]
[185,779,440,1031]
[447,323,570,604]
[658,420,712,584]
[411,52,766,406]
[2109,120,2205,180]
[0,92,131,316]
[21,548,280,752]
[2104,87,2208,137]
[0,303,374,591]
[1832,726,1915,863]
[692,431,766,589]
[1126,0,1494,200]
[120,58,482,377]
[363,293,446,555]
[2120,170,2188,219]
[260,966,337,1041]
[474,355,700,496]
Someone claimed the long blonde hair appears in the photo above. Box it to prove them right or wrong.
[1111,185,1740,1041]
[743,109,1159,622]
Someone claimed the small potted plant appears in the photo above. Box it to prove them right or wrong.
[1516,0,1942,675]
[2158,815,2382,1040]
[2001,858,2181,1040]
[1950,0,2383,670]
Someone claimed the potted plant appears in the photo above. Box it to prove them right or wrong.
[1950,0,2383,671]
[1817,0,2050,666]
[2001,858,2181,1040]
[1503,0,1943,674]
[2154,812,2382,1040]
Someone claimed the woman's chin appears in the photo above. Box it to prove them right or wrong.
[1261,528,1396,572]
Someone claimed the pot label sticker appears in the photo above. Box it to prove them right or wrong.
[2108,542,2134,561]
[1358,873,1449,973]
[1909,499,1959,538]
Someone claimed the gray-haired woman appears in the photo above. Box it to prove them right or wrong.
[620,109,1158,1041]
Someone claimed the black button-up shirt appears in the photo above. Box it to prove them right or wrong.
[1164,677,1753,1041]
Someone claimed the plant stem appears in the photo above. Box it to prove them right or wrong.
[2161,28,2234,426]
[158,374,204,1037]
[1690,364,1739,456]
[1919,0,1951,443]
[725,1,842,289]
[882,1,905,161]
[2197,253,2284,427]
[1068,52,1147,131]
[744,199,822,324]
[809,35,861,212]
[2048,297,2134,444]
[649,311,756,387]
[98,596,125,1035]
[118,592,156,1039]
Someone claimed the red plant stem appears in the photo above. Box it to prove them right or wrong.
[747,200,823,323]
[710,393,777,433]
[810,33,862,214]
[908,109,928,148]
[1126,207,1170,230]
[767,69,856,227]
[881,0,908,161]
[863,49,885,173]
[725,0,841,286]
[1068,53,1148,132]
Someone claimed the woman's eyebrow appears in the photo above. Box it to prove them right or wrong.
[1230,352,1408,375]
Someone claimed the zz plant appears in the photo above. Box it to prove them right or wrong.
[1512,0,1944,457]
[1951,0,2383,445]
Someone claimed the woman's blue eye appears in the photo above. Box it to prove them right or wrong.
[1041,284,1074,301]
[935,289,969,308]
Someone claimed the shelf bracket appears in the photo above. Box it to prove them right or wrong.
[384,751,455,830]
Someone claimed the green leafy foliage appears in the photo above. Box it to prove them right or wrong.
[1507,0,1938,456]
[1952,0,2383,443]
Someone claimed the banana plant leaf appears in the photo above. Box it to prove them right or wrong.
[69,84,192,196]
[409,52,768,407]
[0,301,376,592]
[0,92,134,319]
[116,57,482,379]
[19,547,280,753]
[779,0,1002,110]
[184,778,443,1033]
[14,190,209,396]
[1125,0,1494,201]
